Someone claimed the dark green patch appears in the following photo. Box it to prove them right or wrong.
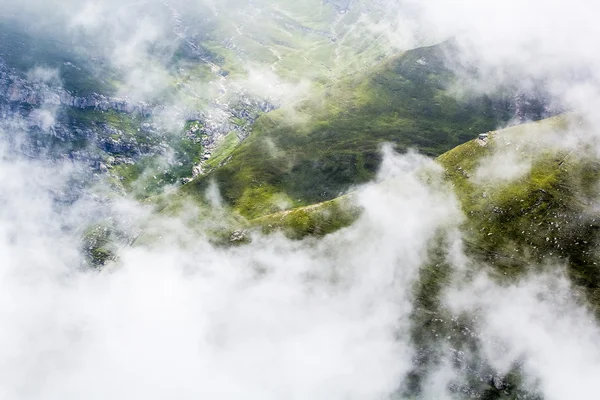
[187,41,548,218]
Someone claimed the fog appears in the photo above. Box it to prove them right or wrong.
[0,142,460,399]
[1,0,600,399]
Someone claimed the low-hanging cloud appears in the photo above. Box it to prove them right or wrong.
[3,132,600,399]
[0,139,462,399]
[444,269,600,399]
[2,0,600,398]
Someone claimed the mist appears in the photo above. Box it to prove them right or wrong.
[1,0,600,399]
[0,143,458,399]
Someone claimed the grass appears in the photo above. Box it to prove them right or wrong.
[401,115,595,398]
[234,113,600,318]
[81,225,116,268]
[437,114,600,313]
[65,108,146,134]
[249,193,361,239]
[108,138,204,200]
[186,41,547,218]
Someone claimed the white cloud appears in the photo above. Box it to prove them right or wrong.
[1,1,600,398]
[474,148,532,184]
[446,269,600,399]
[0,143,462,399]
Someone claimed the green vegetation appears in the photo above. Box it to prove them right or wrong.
[59,110,209,199]
[64,108,147,135]
[250,194,361,239]
[110,158,167,197]
[205,131,241,169]
[437,114,600,313]
[82,225,116,268]
[231,114,587,397]
[398,116,593,398]
[187,41,545,218]
[235,113,600,317]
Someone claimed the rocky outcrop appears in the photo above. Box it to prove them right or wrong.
[0,50,278,187]
[181,92,276,174]
[0,58,153,116]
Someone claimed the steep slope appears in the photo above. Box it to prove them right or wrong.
[407,113,600,397]
[229,114,599,397]
[247,113,600,311]
[437,114,600,310]
[185,41,551,218]
[168,0,403,82]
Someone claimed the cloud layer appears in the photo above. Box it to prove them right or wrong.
[1,0,600,399]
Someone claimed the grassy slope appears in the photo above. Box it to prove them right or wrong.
[407,114,600,397]
[185,41,544,218]
[239,114,599,396]
[437,114,600,310]
[252,113,600,309]
[249,193,361,239]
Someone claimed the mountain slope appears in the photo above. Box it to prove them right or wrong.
[246,113,600,310]
[185,41,551,218]
[437,114,600,311]
[226,113,599,397]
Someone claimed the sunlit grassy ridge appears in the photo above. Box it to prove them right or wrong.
[252,113,600,309]
[232,114,598,397]
[438,114,600,309]
[186,41,547,218]
[249,193,361,239]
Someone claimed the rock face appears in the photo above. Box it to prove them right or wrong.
[0,54,278,189]
[192,95,276,166]
[0,58,153,116]
[0,103,161,172]
[0,58,163,173]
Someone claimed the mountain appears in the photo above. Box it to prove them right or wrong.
[438,114,600,311]
[0,14,552,208]
[244,113,600,313]
[216,113,598,397]
[183,41,553,218]
[0,1,409,199]
[1,2,596,398]
[244,112,600,316]
[77,39,557,266]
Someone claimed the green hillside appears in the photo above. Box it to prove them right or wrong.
[437,114,600,311]
[246,113,600,312]
[227,113,599,397]
[185,41,548,218]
